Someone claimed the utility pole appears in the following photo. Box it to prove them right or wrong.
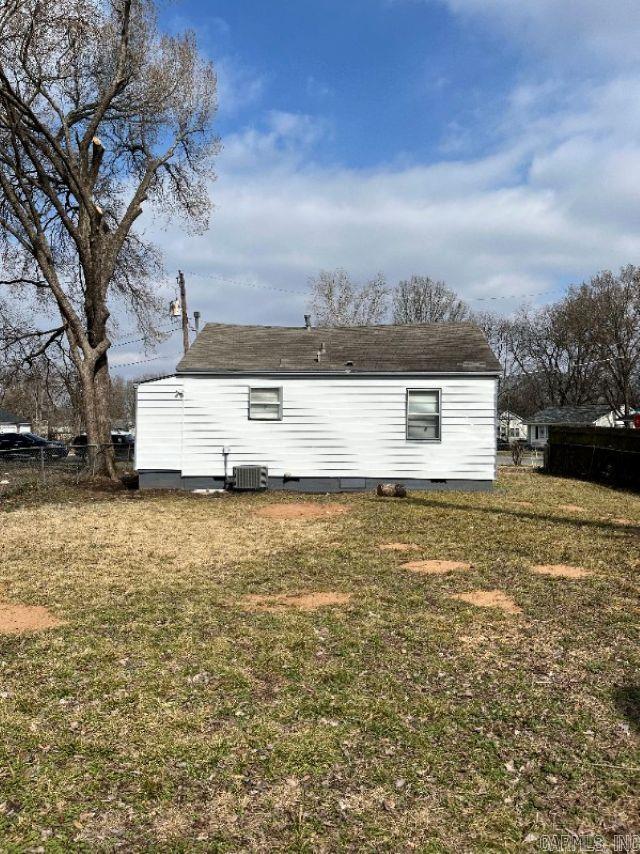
[177,270,189,354]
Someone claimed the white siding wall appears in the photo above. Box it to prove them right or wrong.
[135,376,184,471]
[0,423,31,434]
[136,374,496,481]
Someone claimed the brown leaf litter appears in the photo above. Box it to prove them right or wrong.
[450,590,522,615]
[0,601,64,634]
[531,564,591,579]
[559,504,586,513]
[401,559,471,575]
[255,502,348,521]
[378,542,420,552]
[240,592,352,613]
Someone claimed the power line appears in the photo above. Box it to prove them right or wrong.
[183,268,555,303]
[111,352,182,369]
[506,353,627,382]
[185,269,307,297]
[470,291,553,302]
[110,324,182,349]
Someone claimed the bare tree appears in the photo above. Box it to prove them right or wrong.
[474,311,517,381]
[0,0,219,476]
[474,310,523,421]
[0,349,79,436]
[509,295,602,409]
[109,374,137,428]
[392,276,470,324]
[583,266,640,422]
[309,269,388,326]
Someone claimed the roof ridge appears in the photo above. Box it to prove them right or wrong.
[201,321,481,332]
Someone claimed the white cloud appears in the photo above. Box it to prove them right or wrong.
[138,74,640,346]
[214,57,266,117]
[428,0,640,65]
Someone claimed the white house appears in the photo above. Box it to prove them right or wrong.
[527,404,616,448]
[498,411,527,443]
[135,322,501,492]
[0,407,31,434]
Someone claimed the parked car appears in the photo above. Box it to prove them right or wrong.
[0,432,68,460]
[72,432,135,461]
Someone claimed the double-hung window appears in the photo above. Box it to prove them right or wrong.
[249,387,283,420]
[406,389,441,441]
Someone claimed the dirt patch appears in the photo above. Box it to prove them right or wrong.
[379,542,420,552]
[256,502,348,521]
[0,602,64,634]
[401,559,471,575]
[515,501,534,508]
[451,590,522,614]
[240,592,351,613]
[559,504,586,513]
[611,518,639,528]
[531,564,591,579]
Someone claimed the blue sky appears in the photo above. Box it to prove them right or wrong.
[164,0,518,168]
[116,0,640,373]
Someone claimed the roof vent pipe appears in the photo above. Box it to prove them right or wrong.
[304,314,311,330]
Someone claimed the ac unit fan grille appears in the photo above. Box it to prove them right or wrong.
[233,465,268,491]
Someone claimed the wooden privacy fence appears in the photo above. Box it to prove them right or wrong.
[546,426,640,489]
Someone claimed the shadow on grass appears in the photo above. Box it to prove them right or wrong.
[613,684,640,733]
[405,495,639,536]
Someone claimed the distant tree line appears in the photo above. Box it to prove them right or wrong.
[1,295,139,436]
[309,265,640,420]
[0,365,138,438]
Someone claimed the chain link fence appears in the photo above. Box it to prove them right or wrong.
[0,443,135,495]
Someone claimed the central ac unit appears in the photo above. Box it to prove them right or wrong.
[233,465,268,491]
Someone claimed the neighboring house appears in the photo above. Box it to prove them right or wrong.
[527,404,615,448]
[0,407,31,434]
[498,411,527,443]
[611,409,640,428]
[135,321,501,492]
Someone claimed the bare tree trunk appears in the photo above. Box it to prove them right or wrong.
[623,376,631,428]
[95,354,117,478]
[79,359,117,479]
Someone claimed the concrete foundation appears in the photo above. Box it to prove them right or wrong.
[138,470,494,493]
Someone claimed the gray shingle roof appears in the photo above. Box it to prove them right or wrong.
[528,404,612,425]
[0,407,22,424]
[176,322,501,375]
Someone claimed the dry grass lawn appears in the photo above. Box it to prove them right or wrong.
[0,469,638,851]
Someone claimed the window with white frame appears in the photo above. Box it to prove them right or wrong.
[249,387,283,420]
[406,389,441,441]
